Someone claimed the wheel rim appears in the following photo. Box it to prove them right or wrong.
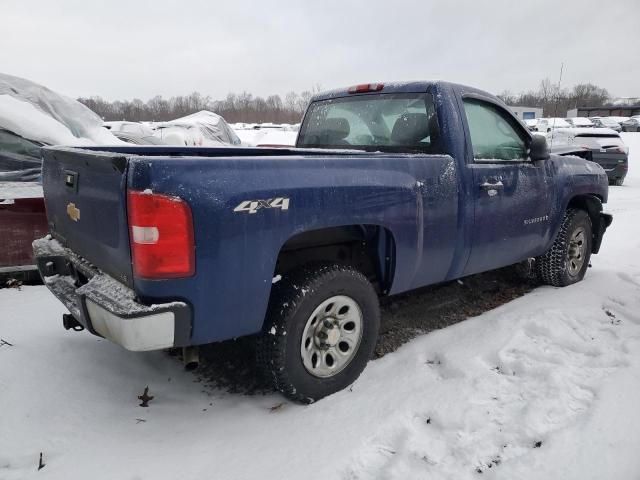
[300,295,363,378]
[567,226,587,276]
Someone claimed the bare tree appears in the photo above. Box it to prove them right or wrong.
[78,80,613,123]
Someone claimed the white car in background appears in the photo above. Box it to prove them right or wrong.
[565,117,594,128]
[607,116,630,124]
[621,116,640,132]
[590,117,623,132]
[548,127,629,185]
[536,117,571,132]
[523,119,538,131]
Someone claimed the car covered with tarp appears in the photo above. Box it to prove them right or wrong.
[0,72,120,280]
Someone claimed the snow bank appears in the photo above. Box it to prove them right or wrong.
[234,128,297,147]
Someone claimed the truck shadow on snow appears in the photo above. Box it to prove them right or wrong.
[190,266,536,395]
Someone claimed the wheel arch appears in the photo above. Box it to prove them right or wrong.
[566,194,605,253]
[273,224,397,295]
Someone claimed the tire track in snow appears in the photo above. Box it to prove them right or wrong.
[343,292,640,480]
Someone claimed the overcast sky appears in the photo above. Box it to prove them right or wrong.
[3,0,639,101]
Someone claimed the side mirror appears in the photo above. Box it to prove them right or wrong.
[529,134,549,161]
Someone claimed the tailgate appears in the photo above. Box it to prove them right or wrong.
[41,147,133,286]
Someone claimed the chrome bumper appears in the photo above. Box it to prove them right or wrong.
[32,235,192,351]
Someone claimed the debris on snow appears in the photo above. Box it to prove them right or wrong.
[137,386,154,407]
[269,403,285,413]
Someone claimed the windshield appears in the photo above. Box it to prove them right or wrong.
[297,93,440,153]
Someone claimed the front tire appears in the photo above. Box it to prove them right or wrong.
[536,209,592,287]
[257,264,380,403]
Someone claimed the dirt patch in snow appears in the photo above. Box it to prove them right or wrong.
[192,265,536,395]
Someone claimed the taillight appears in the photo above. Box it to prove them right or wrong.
[348,83,384,94]
[127,190,195,279]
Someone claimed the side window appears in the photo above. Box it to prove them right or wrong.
[463,99,527,161]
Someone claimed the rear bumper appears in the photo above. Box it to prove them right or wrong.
[591,155,627,181]
[602,165,627,181]
[32,235,192,351]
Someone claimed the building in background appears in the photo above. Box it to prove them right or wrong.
[567,104,640,118]
[509,106,543,120]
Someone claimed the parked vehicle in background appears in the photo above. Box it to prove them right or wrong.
[565,117,594,128]
[35,80,612,402]
[621,116,640,132]
[0,130,48,282]
[548,127,628,185]
[536,117,571,132]
[103,121,155,138]
[607,116,630,125]
[0,72,121,281]
[112,130,167,145]
[524,119,538,131]
[590,117,622,132]
[153,110,241,146]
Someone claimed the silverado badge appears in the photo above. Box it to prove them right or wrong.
[66,202,81,222]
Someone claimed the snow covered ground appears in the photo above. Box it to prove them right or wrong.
[1,134,640,480]
[232,124,298,146]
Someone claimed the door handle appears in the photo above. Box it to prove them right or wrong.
[480,180,503,197]
[480,180,504,189]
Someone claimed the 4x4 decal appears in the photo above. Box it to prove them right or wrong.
[233,197,290,214]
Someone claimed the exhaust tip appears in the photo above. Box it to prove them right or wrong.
[182,346,199,371]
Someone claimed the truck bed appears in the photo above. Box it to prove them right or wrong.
[40,144,460,345]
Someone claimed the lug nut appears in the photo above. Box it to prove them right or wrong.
[318,331,328,339]
[323,320,334,328]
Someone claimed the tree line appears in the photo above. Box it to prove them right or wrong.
[78,90,317,124]
[78,79,614,124]
[497,80,611,116]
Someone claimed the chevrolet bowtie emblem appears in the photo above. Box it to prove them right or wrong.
[66,202,80,222]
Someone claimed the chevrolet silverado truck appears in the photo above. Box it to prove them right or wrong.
[34,81,612,402]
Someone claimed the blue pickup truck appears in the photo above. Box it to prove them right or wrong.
[34,81,612,402]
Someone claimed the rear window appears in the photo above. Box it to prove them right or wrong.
[297,93,441,153]
[575,134,624,148]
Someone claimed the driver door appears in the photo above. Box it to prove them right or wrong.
[462,98,554,275]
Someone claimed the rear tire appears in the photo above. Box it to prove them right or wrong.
[536,209,592,287]
[257,264,380,403]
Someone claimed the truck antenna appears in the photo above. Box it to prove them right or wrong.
[549,62,564,150]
